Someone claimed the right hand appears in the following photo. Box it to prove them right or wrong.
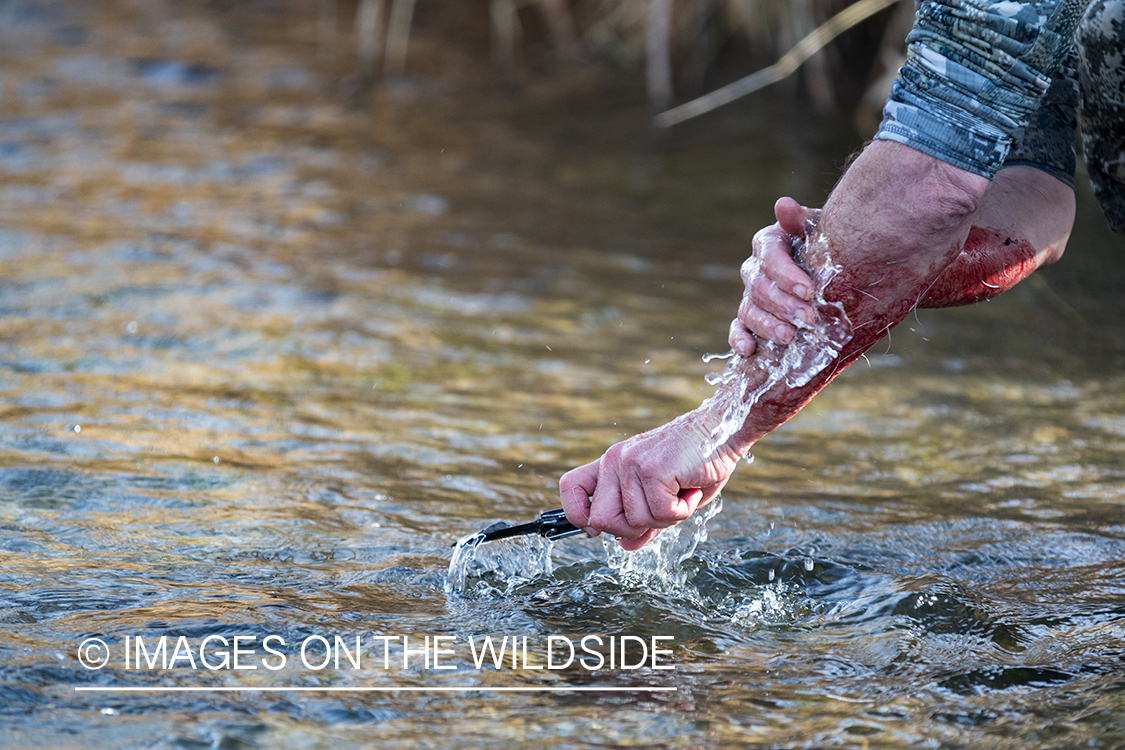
[558,409,742,550]
[729,197,821,356]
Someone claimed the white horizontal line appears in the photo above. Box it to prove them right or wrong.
[74,686,676,693]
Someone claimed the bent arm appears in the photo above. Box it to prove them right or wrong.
[561,141,993,547]
[917,165,1074,307]
[731,162,1076,350]
[562,0,1086,546]
[713,140,990,454]
[733,44,1081,348]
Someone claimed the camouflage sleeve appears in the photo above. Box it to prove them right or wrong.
[1076,0,1125,233]
[1002,49,1079,187]
[874,0,1091,179]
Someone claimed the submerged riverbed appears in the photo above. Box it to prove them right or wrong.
[1,1,1123,748]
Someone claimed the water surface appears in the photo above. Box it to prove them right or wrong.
[0,1,1123,748]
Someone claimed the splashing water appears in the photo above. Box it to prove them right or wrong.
[602,495,723,590]
[446,530,555,598]
[729,584,796,628]
[700,234,852,457]
[446,497,725,598]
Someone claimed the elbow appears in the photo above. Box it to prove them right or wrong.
[1041,188,1076,266]
[915,161,988,240]
[850,141,991,261]
[1042,233,1070,266]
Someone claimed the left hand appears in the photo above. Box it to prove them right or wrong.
[558,409,743,550]
[729,197,820,356]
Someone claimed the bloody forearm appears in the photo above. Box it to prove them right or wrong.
[917,227,1040,308]
[702,225,965,454]
[702,143,993,455]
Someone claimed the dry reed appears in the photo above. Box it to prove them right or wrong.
[323,0,906,117]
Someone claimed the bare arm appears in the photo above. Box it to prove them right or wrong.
[916,165,1073,307]
[730,163,1075,354]
[561,140,992,547]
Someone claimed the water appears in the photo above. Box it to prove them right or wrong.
[447,531,556,598]
[1,1,1124,748]
[700,233,849,456]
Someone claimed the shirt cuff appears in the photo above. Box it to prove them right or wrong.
[874,0,1070,179]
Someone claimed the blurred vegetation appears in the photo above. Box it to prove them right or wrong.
[299,0,909,118]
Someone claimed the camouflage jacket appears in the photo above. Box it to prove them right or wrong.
[875,0,1124,232]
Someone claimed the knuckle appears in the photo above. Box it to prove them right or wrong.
[751,229,768,253]
[761,235,796,260]
[635,455,661,479]
[738,295,756,320]
[586,507,614,531]
[747,309,778,338]
[750,274,776,304]
[740,255,758,282]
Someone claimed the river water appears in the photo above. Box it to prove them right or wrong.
[1,1,1123,748]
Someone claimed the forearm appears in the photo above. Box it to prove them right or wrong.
[703,141,990,454]
[917,55,1079,308]
[708,0,1082,452]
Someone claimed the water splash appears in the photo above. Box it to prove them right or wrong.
[729,584,796,628]
[701,350,736,364]
[446,531,555,598]
[601,496,723,590]
[700,235,852,456]
[447,497,726,599]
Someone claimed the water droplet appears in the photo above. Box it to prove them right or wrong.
[644,359,650,364]
[213,456,220,464]
[804,558,814,571]
[73,425,81,433]
[744,453,754,464]
[768,568,775,581]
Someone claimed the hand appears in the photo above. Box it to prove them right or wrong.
[558,410,743,550]
[729,197,820,356]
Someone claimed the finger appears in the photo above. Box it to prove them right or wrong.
[739,294,795,345]
[728,316,757,357]
[750,268,814,327]
[759,242,814,304]
[618,488,702,551]
[620,463,661,530]
[617,528,660,551]
[771,198,818,302]
[774,197,818,236]
[642,479,699,526]
[679,487,704,512]
[587,464,649,540]
[559,461,600,536]
[747,225,814,305]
